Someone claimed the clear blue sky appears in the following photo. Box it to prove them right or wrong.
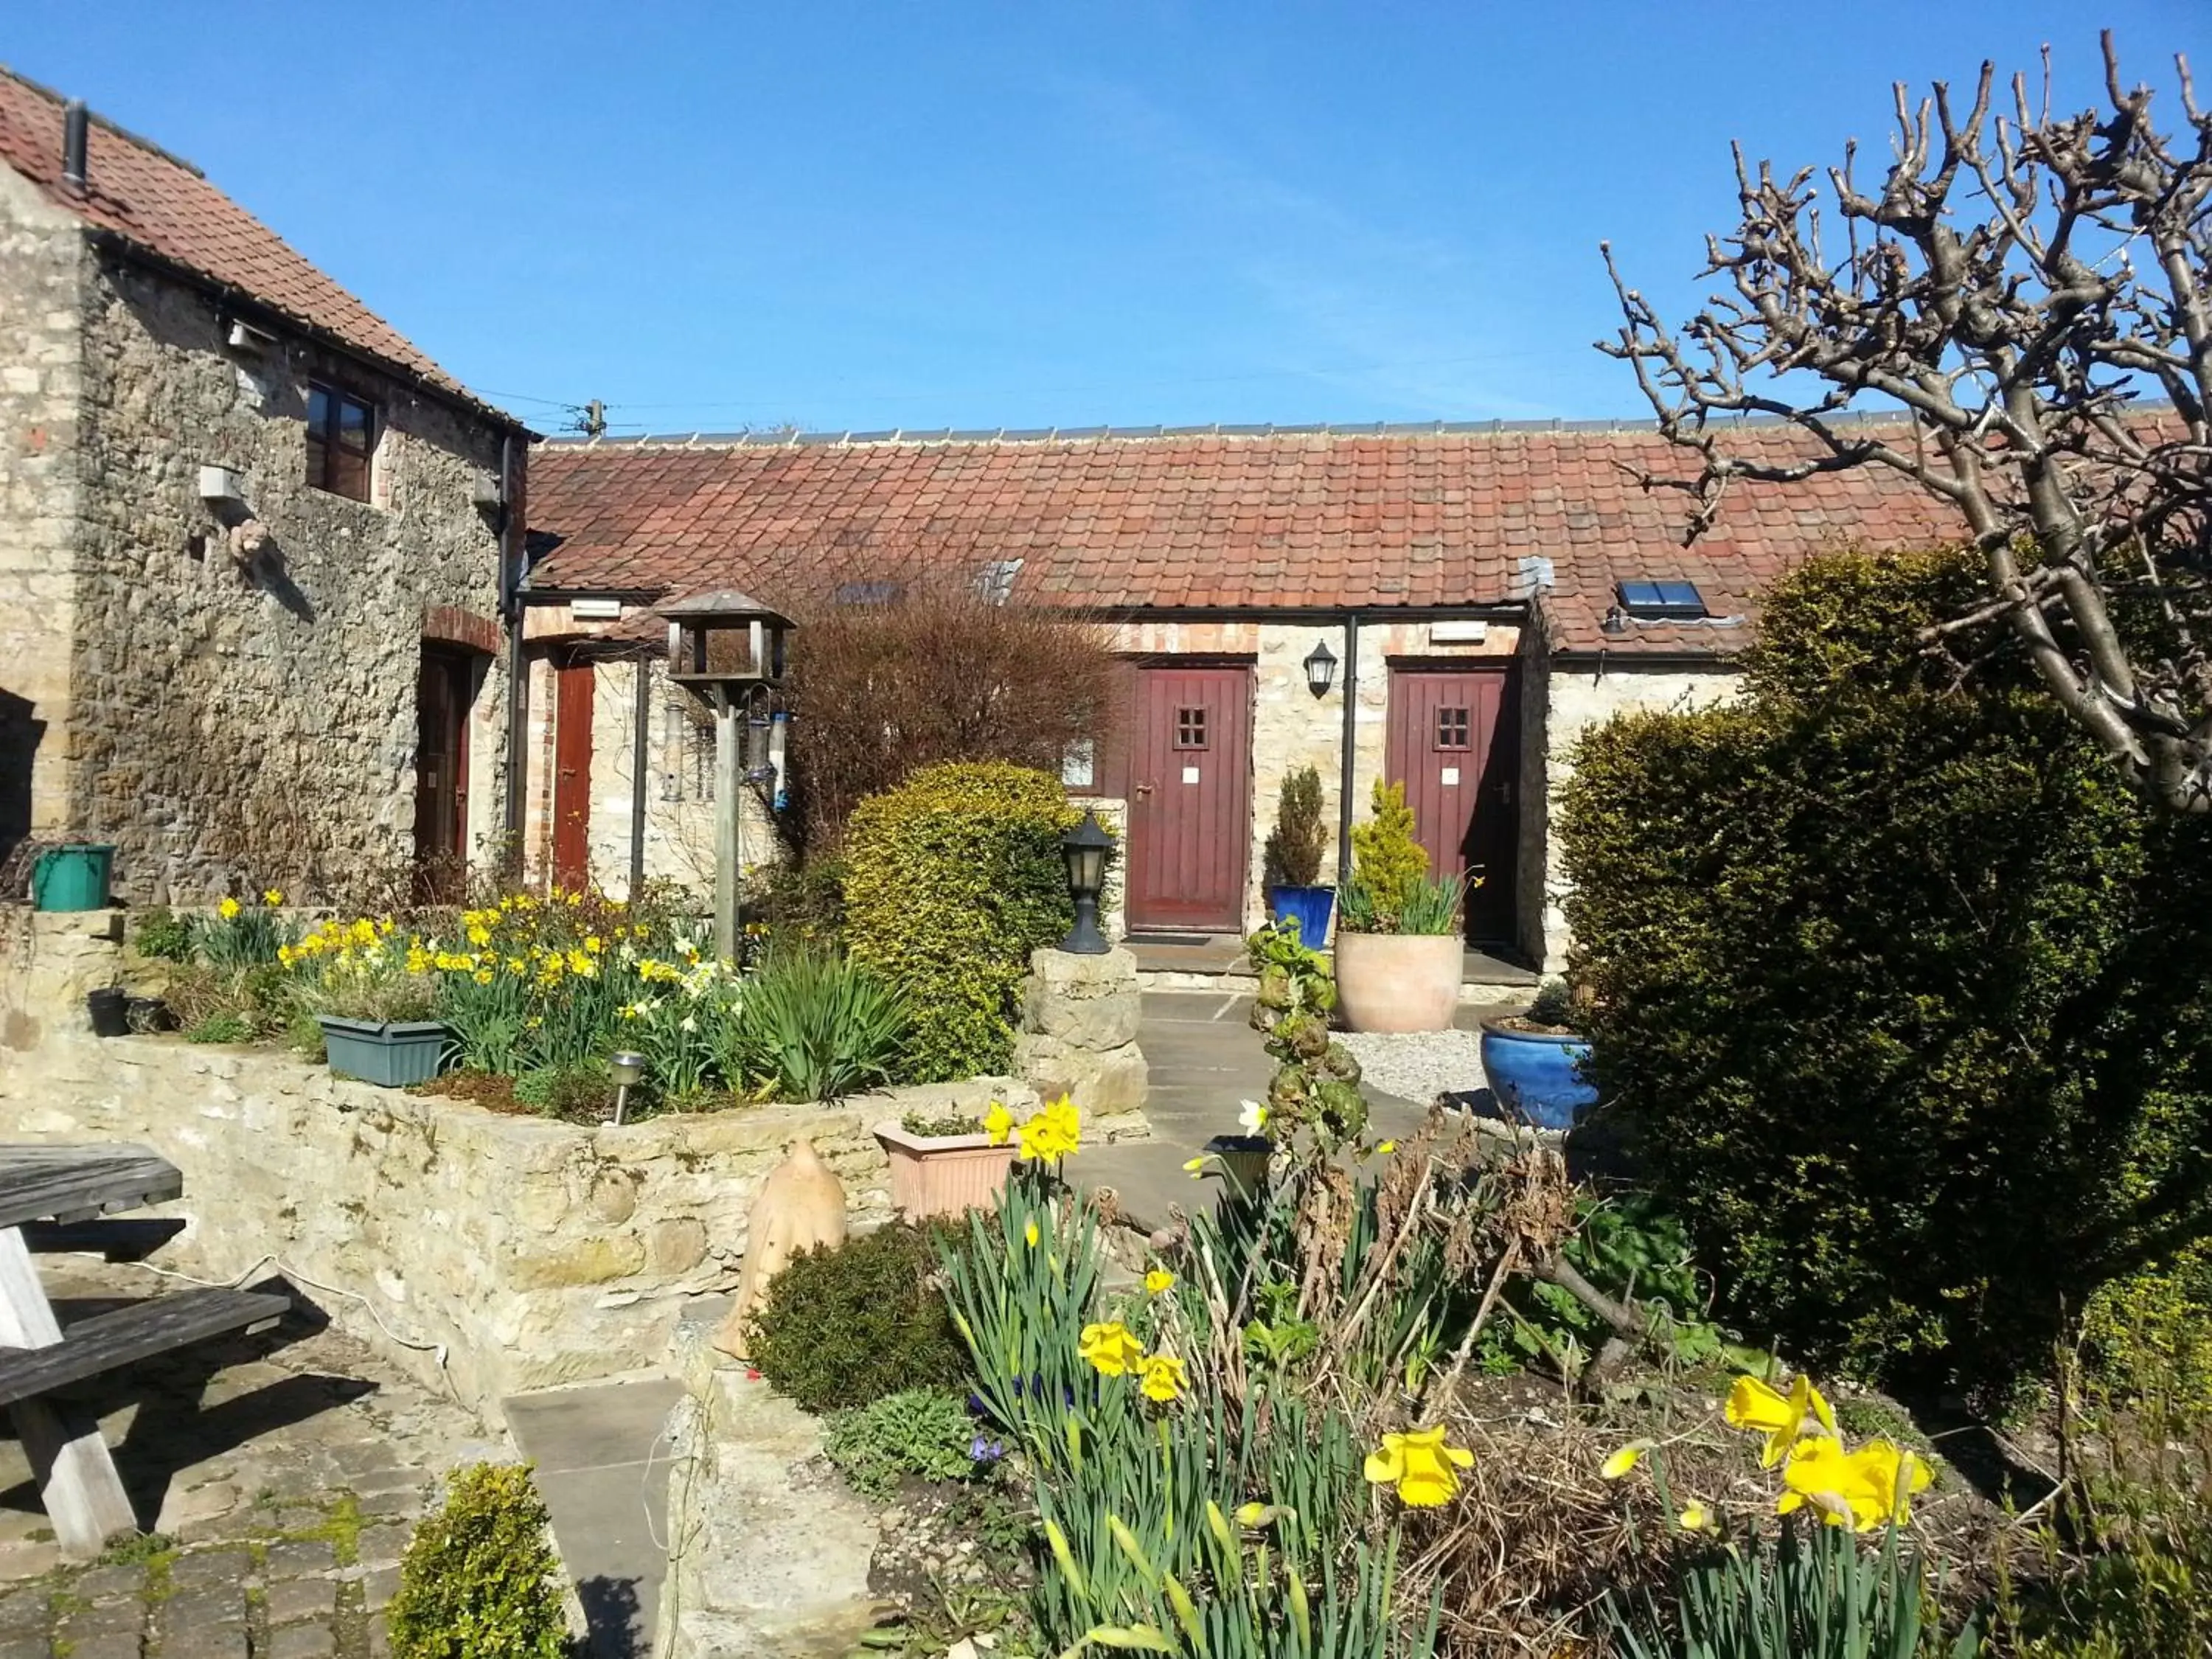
[9,3,2206,434]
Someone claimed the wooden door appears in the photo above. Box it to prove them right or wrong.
[551,659,594,893]
[1384,664,1519,945]
[1125,665,1252,932]
[411,650,472,900]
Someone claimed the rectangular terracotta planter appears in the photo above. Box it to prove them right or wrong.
[874,1122,1018,1220]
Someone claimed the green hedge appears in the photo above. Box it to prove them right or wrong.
[844,760,1078,1082]
[1558,549,2212,1395]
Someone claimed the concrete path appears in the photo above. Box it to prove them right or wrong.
[1063,990,1436,1231]
[504,1376,684,1659]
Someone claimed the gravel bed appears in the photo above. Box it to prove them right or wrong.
[1337,1026,1487,1106]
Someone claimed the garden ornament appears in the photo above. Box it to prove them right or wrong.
[713,1138,848,1360]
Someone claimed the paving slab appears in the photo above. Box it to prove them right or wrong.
[504,1374,685,1659]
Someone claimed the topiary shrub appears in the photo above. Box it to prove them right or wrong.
[386,1462,568,1659]
[1559,548,2212,1397]
[842,760,1078,1082]
[746,1221,972,1413]
[1262,765,1328,889]
[1339,779,1429,931]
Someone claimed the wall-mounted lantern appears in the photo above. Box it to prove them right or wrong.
[1303,638,1338,699]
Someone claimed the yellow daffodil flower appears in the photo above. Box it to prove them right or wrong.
[1018,1096,1082,1165]
[467,925,492,947]
[218,897,240,919]
[1181,1155,1210,1176]
[1777,1436,1930,1531]
[983,1100,1014,1147]
[1679,1500,1714,1531]
[262,889,284,907]
[1144,1267,1175,1295]
[276,945,294,967]
[1725,1373,1837,1468]
[1138,1353,1187,1404]
[1376,1140,1396,1155]
[1363,1426,1474,1507]
[1601,1441,1652,1480]
[1024,1217,1040,1248]
[1078,1321,1144,1377]
[1234,1501,1270,1528]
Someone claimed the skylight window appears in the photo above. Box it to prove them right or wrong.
[1615,580,1708,620]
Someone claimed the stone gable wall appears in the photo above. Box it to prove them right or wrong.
[64,248,513,902]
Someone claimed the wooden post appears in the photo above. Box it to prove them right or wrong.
[0,1228,134,1557]
[714,683,741,964]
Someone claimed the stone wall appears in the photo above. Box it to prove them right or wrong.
[0,169,90,859]
[1528,661,1739,969]
[0,1020,1051,1419]
[66,250,515,902]
[1013,946,1147,1118]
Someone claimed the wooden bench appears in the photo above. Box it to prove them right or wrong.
[0,1144,293,1558]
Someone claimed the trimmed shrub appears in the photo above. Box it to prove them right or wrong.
[746,1222,972,1413]
[386,1462,567,1659]
[843,760,1078,1082]
[1559,549,2212,1394]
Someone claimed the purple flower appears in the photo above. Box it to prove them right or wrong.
[970,1434,1006,1463]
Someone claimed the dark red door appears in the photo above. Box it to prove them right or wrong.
[552,659,594,893]
[1385,664,1519,945]
[412,649,473,900]
[1126,665,1252,931]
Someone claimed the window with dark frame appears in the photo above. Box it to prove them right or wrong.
[306,380,376,501]
[1435,706,1471,751]
[1616,579,1708,620]
[1174,706,1208,749]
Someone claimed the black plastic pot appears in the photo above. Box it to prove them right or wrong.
[86,987,130,1038]
[126,995,173,1034]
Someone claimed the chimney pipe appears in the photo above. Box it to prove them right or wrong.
[61,100,88,194]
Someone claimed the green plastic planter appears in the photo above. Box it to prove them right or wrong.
[318,1017,449,1088]
[31,844,116,912]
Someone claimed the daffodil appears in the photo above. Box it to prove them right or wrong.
[1238,1099,1269,1135]
[1023,1217,1040,1248]
[1375,1140,1397,1155]
[1601,1441,1652,1480]
[1725,1373,1837,1468]
[1181,1155,1211,1177]
[1078,1321,1144,1377]
[1363,1426,1474,1507]
[218,897,240,919]
[1678,1500,1714,1531]
[1018,1096,1082,1165]
[1777,1436,1930,1531]
[1138,1352,1187,1403]
[262,889,284,907]
[1234,1501,1270,1528]
[1144,1267,1175,1295]
[983,1100,1014,1147]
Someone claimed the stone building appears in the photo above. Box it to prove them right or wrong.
[518,423,1950,972]
[0,70,531,902]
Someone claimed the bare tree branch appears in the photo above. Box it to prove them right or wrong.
[1600,32,2212,810]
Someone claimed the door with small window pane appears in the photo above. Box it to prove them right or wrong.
[1127,666,1252,931]
[1384,664,1520,945]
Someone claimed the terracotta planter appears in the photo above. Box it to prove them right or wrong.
[874,1122,1018,1220]
[1332,933,1461,1032]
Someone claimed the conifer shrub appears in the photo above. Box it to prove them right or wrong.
[1559,549,2212,1395]
[386,1463,568,1659]
[746,1222,972,1413]
[842,761,1079,1082]
[1262,765,1328,888]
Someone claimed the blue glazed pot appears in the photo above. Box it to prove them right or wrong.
[1266,886,1335,950]
[1478,1019,1597,1131]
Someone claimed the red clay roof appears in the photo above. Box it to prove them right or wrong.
[526,426,1960,653]
[0,67,520,431]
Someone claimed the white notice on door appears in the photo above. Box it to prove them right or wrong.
[1181,765,1200,784]
[1440,766,1461,786]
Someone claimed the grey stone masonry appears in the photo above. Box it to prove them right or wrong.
[1013,945,1150,1121]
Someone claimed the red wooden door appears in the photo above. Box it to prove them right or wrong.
[412,649,472,901]
[552,660,594,893]
[1126,665,1252,931]
[1384,664,1519,945]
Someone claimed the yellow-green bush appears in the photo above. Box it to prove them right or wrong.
[843,760,1078,1082]
[386,1463,567,1659]
[2084,1239,2212,1420]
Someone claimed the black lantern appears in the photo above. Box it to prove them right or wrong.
[1303,638,1338,698]
[1058,810,1113,955]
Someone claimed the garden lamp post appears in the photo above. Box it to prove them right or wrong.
[608,1048,646,1127]
[1058,810,1113,956]
[662,588,795,963]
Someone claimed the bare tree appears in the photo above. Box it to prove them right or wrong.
[1601,32,2212,810]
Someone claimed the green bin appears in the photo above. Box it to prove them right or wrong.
[31,844,116,912]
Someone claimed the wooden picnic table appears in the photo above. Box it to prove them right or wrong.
[0,1144,288,1558]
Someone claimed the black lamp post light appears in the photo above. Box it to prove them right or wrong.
[1303,638,1338,698]
[1059,810,1113,955]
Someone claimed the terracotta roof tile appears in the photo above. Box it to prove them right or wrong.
[0,66,520,431]
[528,426,1958,654]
